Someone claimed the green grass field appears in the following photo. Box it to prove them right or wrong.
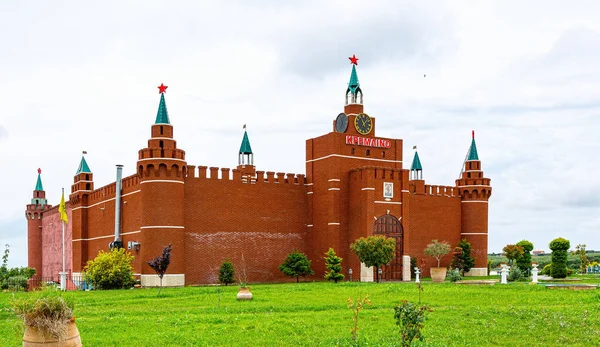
[2,277,599,346]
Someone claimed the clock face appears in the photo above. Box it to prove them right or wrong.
[335,113,348,133]
[354,113,372,135]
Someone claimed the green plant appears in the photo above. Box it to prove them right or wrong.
[423,240,451,268]
[502,244,524,265]
[516,240,534,273]
[324,248,344,283]
[393,300,432,347]
[450,239,475,275]
[350,235,395,283]
[446,268,462,282]
[549,237,570,279]
[542,263,552,275]
[573,244,589,273]
[11,289,74,341]
[410,257,417,279]
[84,248,135,290]
[1,244,36,291]
[279,251,314,283]
[218,259,235,286]
[347,294,371,343]
[147,244,172,295]
[507,266,524,282]
[237,254,249,288]
[7,275,28,291]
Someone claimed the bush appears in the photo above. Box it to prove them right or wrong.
[7,276,28,291]
[279,251,314,283]
[84,248,135,290]
[507,267,524,282]
[218,259,235,285]
[393,300,432,347]
[542,263,552,275]
[549,237,570,279]
[450,239,475,275]
[324,248,344,283]
[516,240,534,273]
[446,269,462,282]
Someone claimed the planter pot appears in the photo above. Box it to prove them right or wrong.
[23,319,82,347]
[237,287,253,300]
[430,267,447,283]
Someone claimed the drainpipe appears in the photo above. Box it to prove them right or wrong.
[110,164,124,249]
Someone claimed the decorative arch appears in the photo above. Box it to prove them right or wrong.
[373,214,404,281]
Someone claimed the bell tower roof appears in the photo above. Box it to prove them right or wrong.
[76,154,92,174]
[155,83,170,125]
[467,130,479,161]
[410,150,423,171]
[35,168,44,191]
[239,129,253,154]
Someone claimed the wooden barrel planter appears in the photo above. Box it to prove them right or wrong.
[23,320,82,347]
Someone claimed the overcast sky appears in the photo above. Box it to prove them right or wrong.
[1,1,599,267]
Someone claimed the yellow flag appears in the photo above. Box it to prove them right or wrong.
[59,190,68,223]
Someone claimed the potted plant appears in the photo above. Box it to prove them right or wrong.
[424,240,451,282]
[11,289,82,346]
[236,254,252,300]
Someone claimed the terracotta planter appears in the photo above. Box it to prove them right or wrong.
[237,287,253,300]
[430,267,447,283]
[23,320,82,347]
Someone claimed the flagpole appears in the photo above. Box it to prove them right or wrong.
[60,188,66,291]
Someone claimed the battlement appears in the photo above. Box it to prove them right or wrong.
[348,166,404,181]
[409,182,459,198]
[83,174,140,206]
[138,147,185,160]
[185,165,307,186]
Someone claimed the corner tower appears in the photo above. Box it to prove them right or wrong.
[456,131,492,275]
[70,153,94,273]
[25,169,51,276]
[237,126,256,178]
[137,83,187,286]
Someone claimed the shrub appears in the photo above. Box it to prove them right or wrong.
[423,240,451,268]
[84,248,135,290]
[146,244,172,295]
[324,248,344,283]
[549,237,570,279]
[393,300,432,347]
[542,263,552,275]
[516,240,534,273]
[350,236,395,283]
[7,276,28,291]
[218,259,235,286]
[11,289,74,340]
[507,266,524,282]
[446,268,462,282]
[279,251,314,283]
[450,239,475,275]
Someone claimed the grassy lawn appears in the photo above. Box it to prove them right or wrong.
[1,278,599,346]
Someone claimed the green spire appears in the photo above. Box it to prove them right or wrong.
[239,130,253,154]
[35,170,43,191]
[155,93,170,124]
[347,65,360,95]
[467,132,479,161]
[76,156,92,175]
[410,151,423,171]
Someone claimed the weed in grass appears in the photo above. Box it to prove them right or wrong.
[347,293,371,344]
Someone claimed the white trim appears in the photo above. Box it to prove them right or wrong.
[401,190,409,193]
[457,185,490,188]
[328,222,340,225]
[141,225,185,229]
[71,190,92,194]
[361,187,375,191]
[328,188,340,191]
[307,192,313,195]
[76,180,93,183]
[72,230,141,242]
[137,157,186,162]
[306,154,402,164]
[140,180,184,184]
[375,201,402,205]
[328,179,340,182]
[461,201,488,203]
[460,233,488,235]
[304,183,313,186]
[148,137,174,141]
[307,224,313,227]
[72,190,141,210]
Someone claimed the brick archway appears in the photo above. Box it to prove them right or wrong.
[373,214,403,281]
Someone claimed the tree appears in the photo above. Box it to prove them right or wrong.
[423,240,451,268]
[85,248,135,290]
[147,244,172,295]
[450,239,475,275]
[279,251,314,283]
[573,244,589,274]
[502,244,524,265]
[218,259,236,285]
[549,237,570,279]
[350,235,395,283]
[516,240,534,273]
[324,248,344,283]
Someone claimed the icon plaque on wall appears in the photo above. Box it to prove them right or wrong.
[383,182,393,199]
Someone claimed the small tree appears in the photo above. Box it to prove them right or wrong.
[146,243,172,295]
[549,237,570,278]
[85,248,135,290]
[502,244,524,265]
[279,251,314,283]
[516,240,534,273]
[348,294,371,343]
[394,300,433,347]
[324,248,344,283]
[573,244,589,274]
[450,239,475,275]
[218,259,236,285]
[350,235,395,283]
[423,240,451,268]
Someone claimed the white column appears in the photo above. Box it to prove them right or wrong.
[402,255,411,281]
[360,262,373,282]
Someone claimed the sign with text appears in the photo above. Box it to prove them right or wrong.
[345,136,391,149]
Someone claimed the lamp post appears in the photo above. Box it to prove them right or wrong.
[414,267,421,283]
[378,268,382,283]
[348,268,353,282]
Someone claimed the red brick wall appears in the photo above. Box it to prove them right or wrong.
[40,206,72,280]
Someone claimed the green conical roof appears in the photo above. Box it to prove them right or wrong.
[155,93,170,124]
[467,137,479,161]
[410,151,423,171]
[35,172,43,191]
[239,130,253,154]
[347,65,360,95]
[76,156,92,175]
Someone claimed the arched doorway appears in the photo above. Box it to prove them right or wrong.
[373,214,403,281]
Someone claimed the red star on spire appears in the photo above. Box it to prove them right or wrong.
[349,54,359,65]
[158,83,168,94]
[37,168,41,174]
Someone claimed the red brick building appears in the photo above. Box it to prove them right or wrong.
[25,59,492,285]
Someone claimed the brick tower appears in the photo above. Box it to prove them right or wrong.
[456,131,492,275]
[25,169,51,276]
[137,84,187,286]
[70,153,94,273]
